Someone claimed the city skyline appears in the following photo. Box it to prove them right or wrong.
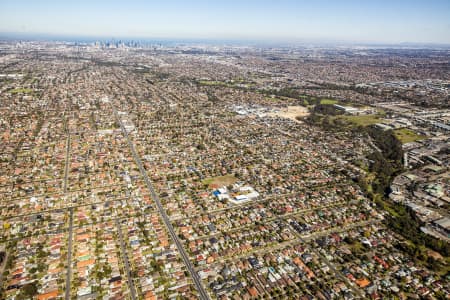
[1,0,450,44]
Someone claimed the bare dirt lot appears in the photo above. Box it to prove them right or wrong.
[266,106,310,123]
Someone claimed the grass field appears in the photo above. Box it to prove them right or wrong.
[336,114,383,127]
[9,88,34,94]
[265,96,283,102]
[393,128,425,144]
[198,80,255,89]
[202,174,237,188]
[320,98,338,105]
[198,80,227,86]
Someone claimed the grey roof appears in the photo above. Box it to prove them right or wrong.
[434,217,450,229]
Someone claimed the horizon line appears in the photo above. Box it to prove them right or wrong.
[1,31,450,48]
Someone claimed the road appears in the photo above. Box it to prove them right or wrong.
[64,127,73,300]
[196,218,379,275]
[169,191,309,221]
[0,251,9,285]
[111,105,210,300]
[290,220,371,299]
[65,208,73,300]
[299,234,364,299]
[63,127,71,193]
[116,219,137,300]
[192,201,346,242]
[0,195,130,222]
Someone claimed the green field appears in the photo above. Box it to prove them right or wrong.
[393,128,425,144]
[320,98,338,105]
[199,79,255,89]
[336,114,383,127]
[202,174,237,188]
[198,80,227,86]
[9,88,34,94]
[265,96,284,102]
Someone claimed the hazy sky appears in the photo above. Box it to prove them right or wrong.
[0,0,449,44]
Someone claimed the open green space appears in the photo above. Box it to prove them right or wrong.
[336,114,383,127]
[9,88,34,94]
[202,174,237,188]
[320,98,338,105]
[198,80,227,86]
[393,128,425,144]
[265,96,284,102]
[198,79,254,88]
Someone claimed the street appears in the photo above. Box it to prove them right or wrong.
[116,219,137,300]
[112,104,210,300]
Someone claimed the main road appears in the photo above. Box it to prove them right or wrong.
[111,104,210,300]
[64,122,74,300]
[65,208,73,300]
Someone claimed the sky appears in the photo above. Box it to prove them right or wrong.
[0,0,449,44]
